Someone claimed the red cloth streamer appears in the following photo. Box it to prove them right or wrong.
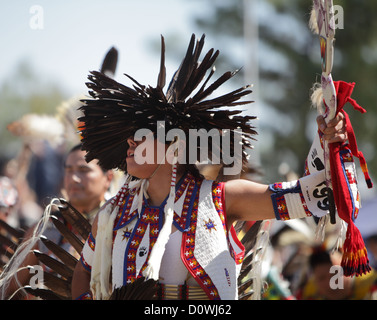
[328,81,373,277]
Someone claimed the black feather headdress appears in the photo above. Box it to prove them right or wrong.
[79,34,257,172]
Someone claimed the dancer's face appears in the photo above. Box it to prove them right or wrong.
[126,135,167,179]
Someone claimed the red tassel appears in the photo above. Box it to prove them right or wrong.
[358,151,373,189]
[329,81,373,277]
[341,223,371,277]
[333,81,366,114]
[340,110,373,189]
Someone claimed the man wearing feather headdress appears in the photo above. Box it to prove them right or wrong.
[71,34,349,300]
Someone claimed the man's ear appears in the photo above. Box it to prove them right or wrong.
[106,170,114,186]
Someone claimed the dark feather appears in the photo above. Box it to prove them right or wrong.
[0,233,18,251]
[240,221,262,252]
[79,34,257,171]
[234,221,245,235]
[100,47,118,78]
[238,264,252,284]
[0,245,14,261]
[236,221,262,282]
[33,250,73,280]
[23,286,67,300]
[238,277,254,296]
[238,291,254,300]
[0,220,24,239]
[57,198,91,240]
[240,252,254,274]
[109,277,158,300]
[157,35,166,89]
[40,235,78,271]
[238,246,263,284]
[41,270,71,298]
[49,216,84,254]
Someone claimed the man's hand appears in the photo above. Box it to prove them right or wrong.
[317,112,347,144]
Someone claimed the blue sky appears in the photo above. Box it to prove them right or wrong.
[0,1,203,96]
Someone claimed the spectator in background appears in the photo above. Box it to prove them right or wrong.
[0,144,114,299]
[26,141,65,209]
[297,247,377,300]
[61,144,114,224]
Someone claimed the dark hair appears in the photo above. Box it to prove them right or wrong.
[68,144,83,154]
[186,164,204,180]
[65,144,109,173]
[309,248,332,270]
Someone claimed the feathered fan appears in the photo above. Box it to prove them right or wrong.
[0,199,88,300]
[79,34,257,172]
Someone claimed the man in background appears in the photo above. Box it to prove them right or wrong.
[1,144,114,299]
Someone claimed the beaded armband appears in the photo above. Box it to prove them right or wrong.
[269,181,312,221]
[269,170,329,220]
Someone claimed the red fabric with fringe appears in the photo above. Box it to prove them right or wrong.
[329,81,373,277]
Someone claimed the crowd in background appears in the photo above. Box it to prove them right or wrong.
[0,139,376,300]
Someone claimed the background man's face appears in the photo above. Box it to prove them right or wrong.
[64,150,110,211]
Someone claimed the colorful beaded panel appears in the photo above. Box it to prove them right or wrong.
[270,181,312,220]
[181,180,221,300]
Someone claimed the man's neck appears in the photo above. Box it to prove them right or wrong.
[146,165,185,207]
[75,201,102,216]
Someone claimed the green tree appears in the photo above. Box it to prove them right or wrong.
[192,0,377,184]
